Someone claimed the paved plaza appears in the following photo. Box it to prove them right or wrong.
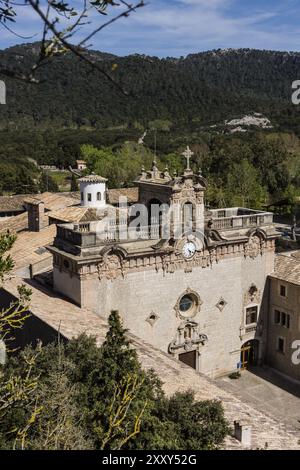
[216,367,300,431]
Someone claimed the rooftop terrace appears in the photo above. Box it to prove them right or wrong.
[209,207,273,231]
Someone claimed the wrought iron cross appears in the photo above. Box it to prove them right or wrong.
[182,146,194,171]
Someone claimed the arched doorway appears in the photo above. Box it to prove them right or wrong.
[240,340,259,370]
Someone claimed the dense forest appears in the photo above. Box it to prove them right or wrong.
[1,43,300,131]
[1,43,300,210]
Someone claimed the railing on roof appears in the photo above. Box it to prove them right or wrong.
[210,209,273,231]
[56,223,161,246]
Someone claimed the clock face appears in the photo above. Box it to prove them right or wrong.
[182,241,196,259]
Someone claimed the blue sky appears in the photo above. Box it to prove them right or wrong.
[2,0,300,56]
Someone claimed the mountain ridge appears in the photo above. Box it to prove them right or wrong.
[1,42,300,132]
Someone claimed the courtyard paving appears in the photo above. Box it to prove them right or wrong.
[216,366,300,431]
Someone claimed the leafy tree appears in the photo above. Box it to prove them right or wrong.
[162,391,230,450]
[2,311,230,450]
[25,364,91,450]
[0,233,34,449]
[226,160,266,208]
[81,142,154,188]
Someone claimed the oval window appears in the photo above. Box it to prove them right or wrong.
[179,295,194,313]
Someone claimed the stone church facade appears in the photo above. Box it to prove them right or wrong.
[48,148,277,378]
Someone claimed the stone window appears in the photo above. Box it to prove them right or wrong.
[280,284,287,298]
[87,193,92,202]
[183,202,194,231]
[277,337,285,354]
[97,192,102,201]
[274,310,290,329]
[174,289,202,320]
[282,312,290,328]
[81,192,83,202]
[274,309,281,324]
[245,306,258,325]
[146,311,159,326]
[216,297,227,312]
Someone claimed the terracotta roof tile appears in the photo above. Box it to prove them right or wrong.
[270,253,300,286]
[107,187,139,205]
[0,195,27,212]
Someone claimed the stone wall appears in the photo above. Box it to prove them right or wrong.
[79,247,275,378]
[267,278,300,382]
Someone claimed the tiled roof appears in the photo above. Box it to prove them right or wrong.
[48,207,104,223]
[270,253,300,286]
[107,187,139,205]
[28,192,80,211]
[6,224,56,269]
[78,174,107,183]
[0,212,28,234]
[0,192,80,213]
[0,195,27,212]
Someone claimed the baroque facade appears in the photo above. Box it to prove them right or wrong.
[48,148,277,378]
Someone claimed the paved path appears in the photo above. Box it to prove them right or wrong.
[216,367,300,431]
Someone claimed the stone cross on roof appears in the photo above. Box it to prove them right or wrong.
[182,146,194,171]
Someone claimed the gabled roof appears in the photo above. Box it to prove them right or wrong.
[47,207,104,223]
[0,195,27,213]
[270,253,300,286]
[107,187,139,205]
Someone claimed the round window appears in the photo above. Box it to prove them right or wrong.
[176,291,201,319]
[179,295,194,314]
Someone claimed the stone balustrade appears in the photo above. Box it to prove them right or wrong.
[210,210,273,231]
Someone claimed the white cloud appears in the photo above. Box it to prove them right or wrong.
[2,0,300,56]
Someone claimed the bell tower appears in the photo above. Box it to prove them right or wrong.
[134,146,207,239]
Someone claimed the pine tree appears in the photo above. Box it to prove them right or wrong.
[39,172,59,193]
[99,310,140,385]
[70,174,79,192]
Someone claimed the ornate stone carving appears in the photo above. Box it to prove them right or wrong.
[243,284,261,307]
[168,320,208,354]
[245,234,265,259]
[97,253,124,280]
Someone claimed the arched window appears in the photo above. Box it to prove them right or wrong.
[183,202,194,232]
[147,198,163,238]
[97,192,102,201]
